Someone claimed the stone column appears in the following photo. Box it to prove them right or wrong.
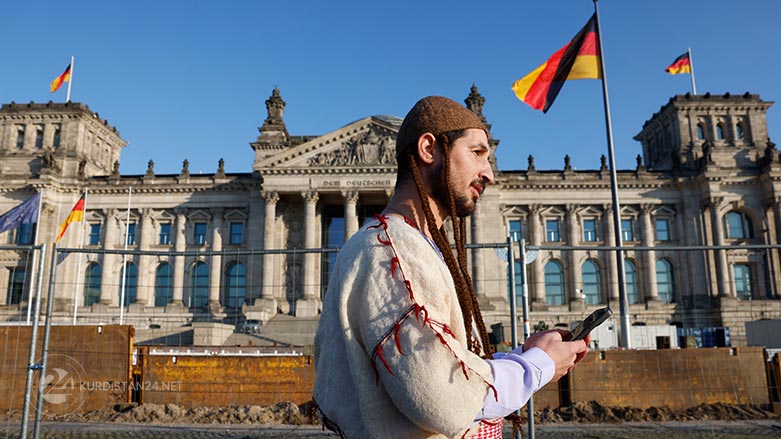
[566,205,584,305]
[256,191,279,321]
[529,205,546,306]
[297,190,321,317]
[135,209,153,306]
[343,191,360,239]
[709,198,730,297]
[171,209,186,306]
[603,205,619,301]
[641,205,659,302]
[771,199,781,298]
[99,210,119,306]
[209,208,223,310]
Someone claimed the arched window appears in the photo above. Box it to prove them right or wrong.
[696,123,706,140]
[189,262,209,308]
[736,122,744,140]
[723,211,754,239]
[225,262,246,308]
[716,123,725,140]
[581,260,602,305]
[733,264,752,300]
[154,263,173,307]
[625,260,639,304]
[84,262,101,306]
[6,267,26,305]
[656,259,675,304]
[119,262,137,306]
[544,261,565,306]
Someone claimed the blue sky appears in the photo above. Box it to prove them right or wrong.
[2,1,779,175]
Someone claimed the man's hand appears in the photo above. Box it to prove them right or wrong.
[522,329,589,382]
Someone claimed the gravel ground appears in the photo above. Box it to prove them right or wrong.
[2,420,781,439]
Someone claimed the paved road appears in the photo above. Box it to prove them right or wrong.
[2,420,780,438]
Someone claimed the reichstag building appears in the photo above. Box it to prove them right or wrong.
[1,86,779,346]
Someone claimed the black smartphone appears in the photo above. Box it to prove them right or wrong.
[563,307,612,341]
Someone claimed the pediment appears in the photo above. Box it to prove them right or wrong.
[254,115,401,170]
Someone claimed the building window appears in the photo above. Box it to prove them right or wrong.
[655,218,670,241]
[225,262,246,308]
[583,219,597,242]
[736,122,744,140]
[15,223,35,245]
[716,123,725,140]
[119,262,137,306]
[154,263,173,307]
[193,222,207,245]
[229,222,244,245]
[546,219,560,242]
[189,262,209,308]
[581,260,602,305]
[84,262,101,306]
[53,125,61,148]
[35,126,44,149]
[509,219,522,241]
[656,259,674,304]
[625,260,639,304]
[88,223,101,245]
[159,222,171,245]
[621,219,634,241]
[723,211,753,239]
[544,261,565,306]
[696,123,706,140]
[6,267,26,305]
[122,222,137,245]
[733,264,752,300]
[321,207,345,298]
[16,126,25,149]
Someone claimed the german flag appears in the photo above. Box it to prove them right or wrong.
[50,63,72,93]
[665,52,691,75]
[56,194,85,243]
[512,14,602,113]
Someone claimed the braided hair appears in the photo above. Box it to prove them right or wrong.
[406,131,494,359]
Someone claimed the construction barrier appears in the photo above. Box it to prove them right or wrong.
[0,325,774,415]
[0,325,133,415]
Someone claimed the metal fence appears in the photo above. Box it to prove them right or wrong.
[2,240,781,438]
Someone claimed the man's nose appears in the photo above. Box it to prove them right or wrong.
[479,161,494,185]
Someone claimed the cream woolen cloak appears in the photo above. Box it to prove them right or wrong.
[314,215,494,439]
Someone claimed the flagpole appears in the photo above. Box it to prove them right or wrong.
[26,189,44,325]
[593,0,631,348]
[687,47,697,95]
[66,56,74,102]
[119,186,131,325]
[72,189,88,325]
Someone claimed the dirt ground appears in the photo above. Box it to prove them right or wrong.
[2,401,778,426]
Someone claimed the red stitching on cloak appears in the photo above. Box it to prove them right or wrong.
[368,214,497,400]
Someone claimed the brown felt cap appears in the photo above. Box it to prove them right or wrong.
[396,96,487,162]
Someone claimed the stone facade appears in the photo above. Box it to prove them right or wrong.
[0,88,779,346]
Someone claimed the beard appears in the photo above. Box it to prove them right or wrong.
[430,161,481,218]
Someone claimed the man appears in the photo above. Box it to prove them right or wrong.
[313,96,588,439]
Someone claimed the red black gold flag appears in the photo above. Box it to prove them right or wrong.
[56,194,85,243]
[50,63,72,93]
[512,14,602,113]
[665,52,691,75]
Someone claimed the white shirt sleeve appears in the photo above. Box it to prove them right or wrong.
[475,347,556,420]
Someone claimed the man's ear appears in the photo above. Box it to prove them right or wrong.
[416,133,437,165]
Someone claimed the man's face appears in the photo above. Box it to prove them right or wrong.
[431,128,494,217]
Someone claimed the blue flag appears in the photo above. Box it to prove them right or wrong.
[0,193,40,234]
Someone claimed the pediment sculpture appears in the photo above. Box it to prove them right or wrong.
[308,129,397,167]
